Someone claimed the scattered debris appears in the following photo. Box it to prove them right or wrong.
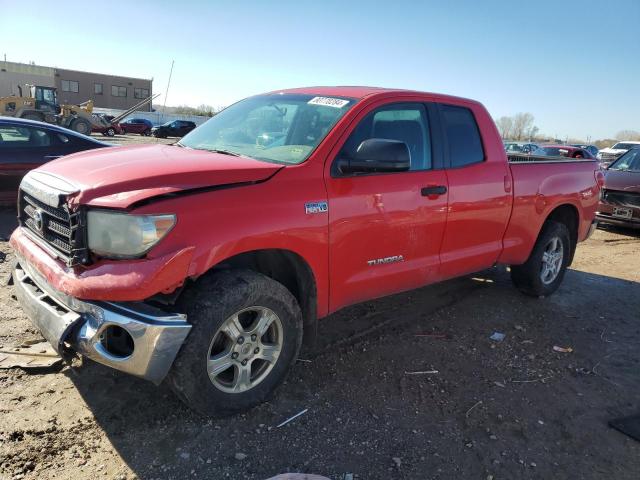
[553,346,573,353]
[414,333,450,339]
[276,408,309,428]
[511,376,553,383]
[392,457,402,468]
[465,400,483,418]
[297,359,312,363]
[0,341,62,370]
[234,452,247,461]
[490,332,505,342]
[404,370,439,375]
[494,381,506,388]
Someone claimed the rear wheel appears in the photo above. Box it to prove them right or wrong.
[105,127,116,137]
[510,220,571,297]
[70,118,91,135]
[167,270,303,416]
[142,129,151,136]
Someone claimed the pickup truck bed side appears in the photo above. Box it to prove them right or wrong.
[499,160,600,265]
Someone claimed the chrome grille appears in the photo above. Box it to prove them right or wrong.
[602,189,640,208]
[19,190,89,266]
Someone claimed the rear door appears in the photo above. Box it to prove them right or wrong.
[325,101,449,311]
[0,124,64,204]
[436,103,512,279]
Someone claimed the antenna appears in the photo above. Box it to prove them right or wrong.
[162,60,174,122]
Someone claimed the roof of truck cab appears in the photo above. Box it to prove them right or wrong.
[266,86,480,104]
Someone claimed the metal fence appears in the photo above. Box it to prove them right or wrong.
[93,107,210,127]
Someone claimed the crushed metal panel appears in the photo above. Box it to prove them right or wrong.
[0,340,62,369]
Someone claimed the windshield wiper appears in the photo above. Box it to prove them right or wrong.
[205,148,241,157]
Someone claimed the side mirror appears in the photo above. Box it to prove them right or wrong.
[336,138,411,175]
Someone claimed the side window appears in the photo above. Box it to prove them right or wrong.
[440,104,484,167]
[0,126,52,148]
[337,103,432,171]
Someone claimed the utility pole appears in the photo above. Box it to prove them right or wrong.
[162,60,174,122]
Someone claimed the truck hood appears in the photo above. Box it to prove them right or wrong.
[604,169,640,194]
[36,144,283,208]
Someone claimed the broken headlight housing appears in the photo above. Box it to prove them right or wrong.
[87,211,176,259]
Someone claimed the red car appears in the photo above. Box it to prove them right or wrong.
[91,115,123,137]
[533,144,595,159]
[10,86,602,415]
[0,116,109,205]
[119,118,153,136]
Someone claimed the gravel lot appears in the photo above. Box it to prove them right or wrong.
[1,202,639,480]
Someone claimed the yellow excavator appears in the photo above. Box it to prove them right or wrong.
[0,84,159,135]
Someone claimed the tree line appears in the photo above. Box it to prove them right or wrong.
[495,113,639,148]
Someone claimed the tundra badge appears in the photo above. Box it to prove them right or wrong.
[367,255,404,266]
[305,202,328,214]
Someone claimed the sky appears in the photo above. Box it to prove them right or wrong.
[1,0,638,140]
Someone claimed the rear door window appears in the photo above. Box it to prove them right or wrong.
[0,126,52,148]
[440,104,484,167]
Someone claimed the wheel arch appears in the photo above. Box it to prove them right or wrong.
[544,203,579,265]
[205,248,318,347]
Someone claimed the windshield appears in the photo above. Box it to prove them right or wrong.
[179,94,354,164]
[612,142,640,150]
[609,148,640,171]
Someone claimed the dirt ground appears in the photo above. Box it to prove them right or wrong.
[0,208,639,480]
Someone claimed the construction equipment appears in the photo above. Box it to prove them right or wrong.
[0,84,159,135]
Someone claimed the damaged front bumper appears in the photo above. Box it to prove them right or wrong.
[12,255,191,384]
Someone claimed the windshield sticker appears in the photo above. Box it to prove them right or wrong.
[307,97,350,108]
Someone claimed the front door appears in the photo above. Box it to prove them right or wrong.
[325,101,449,311]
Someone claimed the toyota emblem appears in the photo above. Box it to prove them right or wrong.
[33,209,44,233]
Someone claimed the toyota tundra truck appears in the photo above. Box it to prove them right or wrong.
[9,87,603,416]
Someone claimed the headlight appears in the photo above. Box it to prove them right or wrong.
[87,211,176,258]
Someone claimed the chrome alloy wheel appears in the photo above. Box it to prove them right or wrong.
[540,236,564,285]
[206,306,283,393]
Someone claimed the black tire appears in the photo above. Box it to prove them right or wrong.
[142,129,151,136]
[167,270,303,416]
[21,113,43,122]
[510,220,571,297]
[106,127,116,137]
[70,118,91,135]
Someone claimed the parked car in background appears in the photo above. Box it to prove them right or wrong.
[532,145,595,159]
[152,120,196,138]
[597,141,640,167]
[120,118,153,136]
[504,141,538,154]
[597,147,640,229]
[91,114,122,137]
[9,86,602,415]
[570,144,599,157]
[0,116,110,205]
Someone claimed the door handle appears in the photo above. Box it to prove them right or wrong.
[421,185,447,197]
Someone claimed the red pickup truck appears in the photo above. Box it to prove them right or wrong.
[10,87,602,415]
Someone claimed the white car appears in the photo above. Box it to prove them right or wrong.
[597,141,640,167]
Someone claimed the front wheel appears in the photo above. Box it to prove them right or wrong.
[105,127,116,137]
[510,220,571,297]
[167,270,303,416]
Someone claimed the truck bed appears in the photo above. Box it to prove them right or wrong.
[498,156,600,265]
